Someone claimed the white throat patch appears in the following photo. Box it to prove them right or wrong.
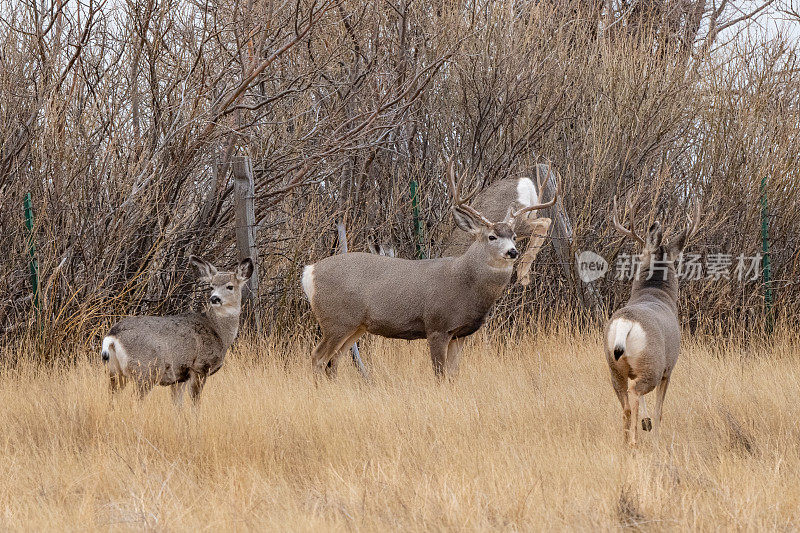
[212,305,241,318]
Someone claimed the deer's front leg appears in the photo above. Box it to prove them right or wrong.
[427,332,452,379]
[171,382,186,406]
[445,337,465,378]
[188,371,207,403]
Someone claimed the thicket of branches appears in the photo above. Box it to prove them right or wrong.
[1,0,797,357]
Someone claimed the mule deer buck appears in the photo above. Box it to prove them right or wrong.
[443,166,556,286]
[303,160,559,379]
[604,195,700,446]
[101,256,253,403]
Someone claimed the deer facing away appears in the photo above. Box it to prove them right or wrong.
[303,161,558,379]
[102,256,253,403]
[443,165,556,286]
[604,196,700,446]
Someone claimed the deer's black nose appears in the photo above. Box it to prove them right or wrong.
[210,295,221,305]
[507,248,518,259]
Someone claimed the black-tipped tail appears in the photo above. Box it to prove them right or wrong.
[613,346,624,360]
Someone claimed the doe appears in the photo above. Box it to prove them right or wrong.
[101,255,253,403]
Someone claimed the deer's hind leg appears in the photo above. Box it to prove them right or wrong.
[626,378,654,447]
[187,371,207,403]
[171,382,186,406]
[611,371,630,443]
[312,334,339,376]
[652,375,671,438]
[627,385,641,447]
[127,364,156,400]
[326,327,366,378]
[109,373,127,394]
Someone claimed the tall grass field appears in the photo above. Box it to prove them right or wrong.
[1,330,798,530]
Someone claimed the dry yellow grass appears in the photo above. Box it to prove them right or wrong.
[1,329,799,530]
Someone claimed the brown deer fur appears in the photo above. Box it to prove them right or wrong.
[604,196,700,446]
[303,162,558,379]
[101,256,253,403]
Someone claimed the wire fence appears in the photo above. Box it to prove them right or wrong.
[1,219,789,340]
[2,168,797,354]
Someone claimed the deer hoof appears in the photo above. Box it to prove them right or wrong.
[642,417,653,432]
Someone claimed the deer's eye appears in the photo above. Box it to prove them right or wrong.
[488,235,497,241]
[226,285,234,291]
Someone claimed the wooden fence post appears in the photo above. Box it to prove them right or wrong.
[23,192,39,316]
[410,179,426,258]
[232,156,261,334]
[537,164,604,319]
[760,175,773,335]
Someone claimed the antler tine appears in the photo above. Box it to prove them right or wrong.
[626,194,645,245]
[447,157,460,202]
[511,171,560,218]
[686,197,701,239]
[612,194,645,245]
[447,157,481,204]
[461,177,480,204]
[446,157,493,226]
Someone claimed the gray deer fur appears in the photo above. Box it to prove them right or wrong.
[604,196,700,446]
[303,162,557,379]
[101,255,253,403]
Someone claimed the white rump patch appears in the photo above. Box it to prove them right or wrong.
[607,318,647,357]
[301,265,315,303]
[102,335,129,375]
[516,177,539,208]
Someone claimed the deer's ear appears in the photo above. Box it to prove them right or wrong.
[668,226,691,254]
[667,231,687,255]
[452,207,485,236]
[236,258,254,282]
[645,222,663,250]
[190,255,218,283]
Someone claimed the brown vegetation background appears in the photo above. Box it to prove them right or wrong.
[1,0,798,359]
[2,332,799,529]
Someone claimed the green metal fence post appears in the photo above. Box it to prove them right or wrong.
[23,192,40,314]
[760,176,773,335]
[410,179,425,259]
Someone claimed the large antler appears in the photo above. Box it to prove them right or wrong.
[611,193,645,246]
[509,167,561,220]
[447,157,493,226]
[669,197,701,248]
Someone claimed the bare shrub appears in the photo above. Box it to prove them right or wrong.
[0,1,794,359]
